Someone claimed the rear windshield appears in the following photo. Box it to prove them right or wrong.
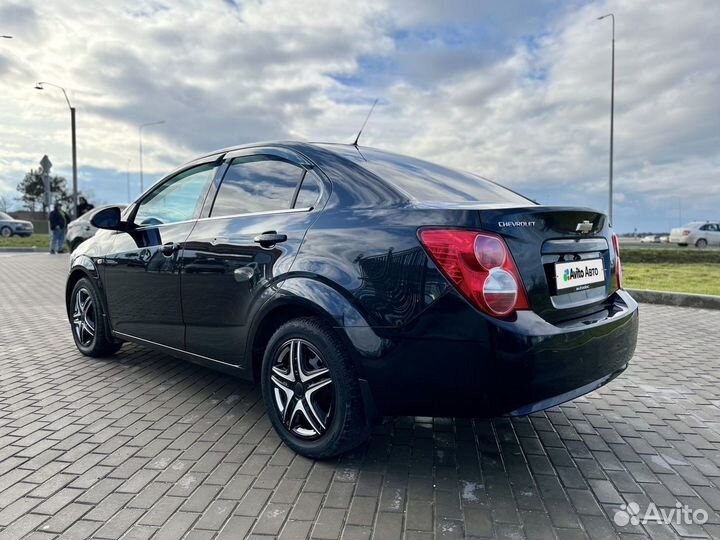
[323,145,532,205]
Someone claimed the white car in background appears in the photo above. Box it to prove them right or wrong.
[66,205,127,251]
[669,221,720,248]
[0,211,34,238]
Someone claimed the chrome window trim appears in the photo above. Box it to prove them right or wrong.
[131,206,314,231]
[198,206,313,223]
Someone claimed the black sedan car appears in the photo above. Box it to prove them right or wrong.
[66,142,638,458]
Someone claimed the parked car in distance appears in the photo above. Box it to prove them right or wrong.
[640,235,659,243]
[657,235,669,243]
[65,142,638,458]
[669,221,720,248]
[0,211,34,238]
[66,205,127,251]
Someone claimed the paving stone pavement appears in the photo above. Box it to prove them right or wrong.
[0,252,719,540]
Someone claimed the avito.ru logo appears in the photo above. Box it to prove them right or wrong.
[614,502,708,527]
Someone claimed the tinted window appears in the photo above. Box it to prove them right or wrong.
[211,157,304,217]
[294,173,321,208]
[134,164,216,226]
[321,144,532,205]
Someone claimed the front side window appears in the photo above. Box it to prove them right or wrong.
[134,164,216,226]
[211,156,305,217]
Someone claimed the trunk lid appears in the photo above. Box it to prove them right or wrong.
[476,206,617,323]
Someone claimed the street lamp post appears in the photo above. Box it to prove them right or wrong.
[598,13,615,225]
[138,120,165,193]
[126,158,132,203]
[35,82,78,218]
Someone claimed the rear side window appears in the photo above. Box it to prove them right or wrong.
[294,173,321,209]
[211,156,305,217]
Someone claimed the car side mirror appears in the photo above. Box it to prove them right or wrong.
[90,206,127,231]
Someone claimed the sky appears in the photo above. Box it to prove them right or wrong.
[0,0,718,233]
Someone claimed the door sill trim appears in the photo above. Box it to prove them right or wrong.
[113,331,248,376]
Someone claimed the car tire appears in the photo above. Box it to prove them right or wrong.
[261,317,369,459]
[69,277,122,357]
[696,239,708,249]
[0,226,12,238]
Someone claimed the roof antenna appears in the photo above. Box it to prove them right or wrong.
[352,98,378,147]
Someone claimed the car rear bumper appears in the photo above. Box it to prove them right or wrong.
[359,289,638,417]
[490,289,638,415]
[669,235,690,244]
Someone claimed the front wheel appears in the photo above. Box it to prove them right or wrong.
[69,278,122,357]
[0,226,12,238]
[261,317,369,458]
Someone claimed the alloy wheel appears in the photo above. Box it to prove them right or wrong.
[72,287,96,347]
[270,338,334,439]
[0,227,11,238]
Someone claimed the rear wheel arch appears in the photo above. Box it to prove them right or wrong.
[249,300,341,384]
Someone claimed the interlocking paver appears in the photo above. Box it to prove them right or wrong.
[2,253,720,539]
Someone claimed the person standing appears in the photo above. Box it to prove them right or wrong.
[77,196,94,216]
[49,201,68,254]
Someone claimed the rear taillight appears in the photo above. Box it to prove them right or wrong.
[682,229,691,236]
[418,229,529,317]
[612,232,623,289]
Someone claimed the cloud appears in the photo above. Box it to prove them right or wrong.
[0,0,717,232]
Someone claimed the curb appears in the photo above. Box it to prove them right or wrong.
[628,288,720,310]
[0,247,43,253]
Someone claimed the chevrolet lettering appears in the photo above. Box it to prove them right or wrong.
[498,220,536,227]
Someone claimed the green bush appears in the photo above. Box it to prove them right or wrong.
[621,247,720,264]
[30,220,49,234]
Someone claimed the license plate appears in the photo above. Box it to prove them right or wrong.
[554,258,605,295]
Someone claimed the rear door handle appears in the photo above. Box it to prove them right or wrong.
[254,231,287,247]
[161,242,180,256]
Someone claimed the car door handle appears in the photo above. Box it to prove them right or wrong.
[253,231,287,247]
[161,242,180,256]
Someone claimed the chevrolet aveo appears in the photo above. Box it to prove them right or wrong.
[66,142,639,458]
